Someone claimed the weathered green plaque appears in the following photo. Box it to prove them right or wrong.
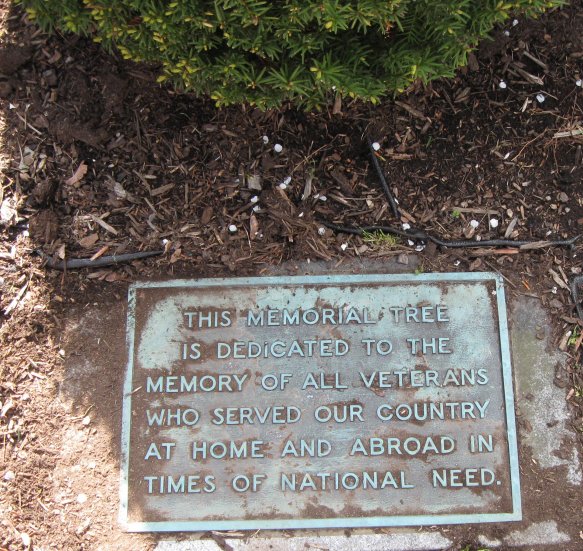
[120,273,521,531]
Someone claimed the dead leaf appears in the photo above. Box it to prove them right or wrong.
[65,162,88,186]
[57,244,66,260]
[78,233,99,248]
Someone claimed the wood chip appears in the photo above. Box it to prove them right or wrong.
[394,101,430,121]
[200,206,213,225]
[90,214,118,235]
[453,207,500,215]
[90,245,110,261]
[150,183,174,197]
[504,217,518,239]
[249,214,259,239]
[65,162,88,186]
[4,281,28,315]
[510,64,544,86]
[553,127,583,139]
[549,268,569,290]
[78,233,99,248]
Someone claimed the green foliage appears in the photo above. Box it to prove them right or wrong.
[362,230,398,248]
[18,0,563,109]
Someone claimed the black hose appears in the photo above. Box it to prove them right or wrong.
[37,250,164,270]
[367,138,400,219]
[571,275,583,321]
[321,221,581,250]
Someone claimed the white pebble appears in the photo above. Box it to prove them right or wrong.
[262,135,269,144]
[340,243,348,251]
[3,471,15,481]
[503,30,510,37]
[512,19,519,26]
[77,493,88,504]
[536,93,545,103]
[82,416,91,426]
[489,218,499,228]
[499,80,507,89]
[319,195,327,201]
[278,183,287,190]
[402,223,411,230]
[282,176,292,186]
[298,212,304,218]
[273,143,283,153]
[576,79,582,87]
[407,239,415,246]
[252,205,260,212]
[250,195,258,203]
[318,227,326,236]
[228,224,237,233]
[470,219,480,228]
[476,235,482,241]
[415,244,426,252]
[372,142,381,151]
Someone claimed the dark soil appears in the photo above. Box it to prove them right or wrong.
[0,1,582,549]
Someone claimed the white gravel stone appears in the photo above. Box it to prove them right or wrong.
[228,224,237,233]
[372,142,381,151]
[489,218,499,228]
[470,219,480,228]
[499,80,507,89]
[273,143,283,153]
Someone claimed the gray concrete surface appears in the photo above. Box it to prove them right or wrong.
[149,291,581,550]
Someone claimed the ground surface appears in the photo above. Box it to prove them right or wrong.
[0,1,582,550]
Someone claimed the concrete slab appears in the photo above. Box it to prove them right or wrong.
[155,532,453,551]
[478,520,570,547]
[511,297,581,485]
[59,269,582,550]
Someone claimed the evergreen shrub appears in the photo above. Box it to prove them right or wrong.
[18,0,562,109]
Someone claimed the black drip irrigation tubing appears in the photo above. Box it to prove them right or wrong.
[38,250,164,270]
[571,276,583,322]
[320,138,583,318]
[321,221,581,250]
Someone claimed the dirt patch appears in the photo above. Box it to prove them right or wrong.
[0,0,582,549]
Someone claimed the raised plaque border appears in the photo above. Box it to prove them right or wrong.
[119,272,521,532]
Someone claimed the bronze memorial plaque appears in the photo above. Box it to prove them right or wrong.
[120,273,521,531]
